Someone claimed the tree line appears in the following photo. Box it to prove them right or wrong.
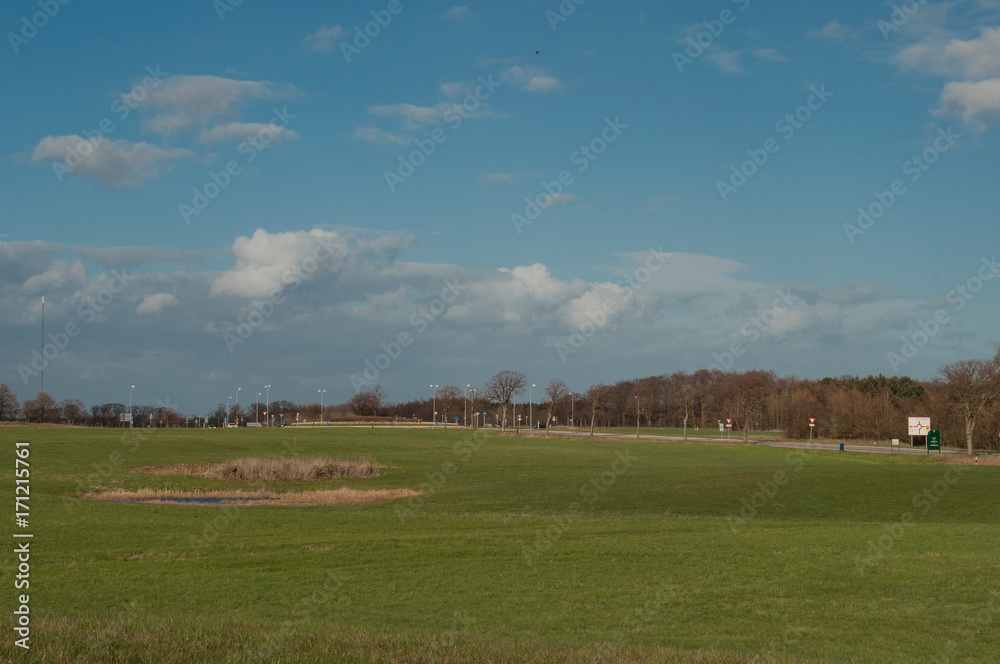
[2,346,998,452]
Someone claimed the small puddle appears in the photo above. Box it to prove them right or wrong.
[108,497,277,506]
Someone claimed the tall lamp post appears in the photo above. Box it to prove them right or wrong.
[465,385,469,428]
[318,389,326,425]
[264,384,271,427]
[129,385,134,428]
[529,383,535,428]
[227,396,231,426]
[237,387,241,427]
[256,393,261,424]
[430,384,439,429]
[570,392,575,427]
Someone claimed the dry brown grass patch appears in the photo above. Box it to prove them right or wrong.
[137,456,382,481]
[76,487,416,506]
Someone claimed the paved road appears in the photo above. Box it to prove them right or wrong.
[310,424,999,458]
[531,428,1000,457]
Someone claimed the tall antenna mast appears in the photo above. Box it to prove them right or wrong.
[40,295,45,393]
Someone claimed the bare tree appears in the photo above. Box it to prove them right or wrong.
[59,399,87,425]
[544,379,568,429]
[729,370,777,444]
[349,385,386,417]
[486,370,527,432]
[940,353,1000,454]
[437,385,461,428]
[0,384,21,421]
[585,384,612,437]
[22,391,56,423]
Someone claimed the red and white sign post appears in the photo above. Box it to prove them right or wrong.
[809,417,816,440]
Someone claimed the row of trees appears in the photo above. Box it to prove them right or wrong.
[3,347,998,452]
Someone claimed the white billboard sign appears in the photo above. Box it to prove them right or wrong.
[908,417,931,436]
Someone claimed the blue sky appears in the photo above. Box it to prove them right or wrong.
[1,0,999,414]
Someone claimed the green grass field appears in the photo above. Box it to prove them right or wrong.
[3,427,998,663]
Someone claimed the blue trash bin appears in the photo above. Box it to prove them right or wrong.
[839,443,844,452]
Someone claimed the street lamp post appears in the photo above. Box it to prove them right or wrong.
[237,387,241,427]
[570,392,575,427]
[430,385,439,429]
[256,393,261,424]
[465,385,469,428]
[264,384,270,427]
[227,396,232,427]
[318,389,326,425]
[129,385,134,428]
[529,383,535,428]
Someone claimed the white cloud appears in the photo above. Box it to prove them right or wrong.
[137,293,178,315]
[352,126,407,144]
[808,19,860,42]
[501,66,564,93]
[441,6,471,22]
[542,193,576,208]
[942,26,1000,79]
[368,102,445,127]
[939,78,1000,124]
[303,24,345,52]
[137,75,299,136]
[199,122,298,144]
[31,135,195,188]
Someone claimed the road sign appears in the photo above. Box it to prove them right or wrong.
[726,418,732,425]
[908,417,931,436]
[928,429,941,453]
[809,417,816,424]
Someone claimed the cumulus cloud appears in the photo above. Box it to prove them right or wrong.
[441,6,471,22]
[351,126,408,144]
[31,135,195,188]
[199,122,298,144]
[939,78,1000,124]
[501,66,563,92]
[137,293,178,315]
[303,24,345,52]
[810,19,852,41]
[1,234,985,413]
[138,75,299,136]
